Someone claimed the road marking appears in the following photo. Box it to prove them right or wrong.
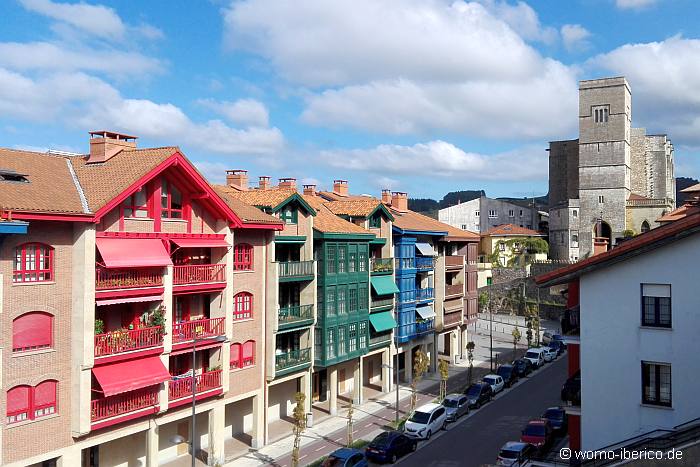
[299,454,307,460]
[364,422,373,428]
[315,446,325,452]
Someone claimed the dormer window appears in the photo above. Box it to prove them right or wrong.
[0,169,29,183]
[593,105,610,124]
[369,214,381,229]
[279,206,297,224]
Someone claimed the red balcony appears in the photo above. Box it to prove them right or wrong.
[95,266,163,290]
[445,255,465,268]
[91,386,159,424]
[443,310,463,327]
[172,317,225,344]
[94,326,164,358]
[173,264,226,285]
[445,283,464,298]
[168,370,223,402]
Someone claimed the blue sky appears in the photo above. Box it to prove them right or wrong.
[0,0,698,199]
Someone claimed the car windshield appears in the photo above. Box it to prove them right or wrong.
[409,411,431,424]
[321,456,343,467]
[545,409,563,420]
[371,432,391,446]
[526,351,539,358]
[442,399,459,408]
[524,425,546,436]
[497,367,510,376]
[499,449,519,459]
[483,377,496,385]
[466,386,481,397]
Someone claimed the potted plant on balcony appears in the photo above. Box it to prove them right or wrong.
[94,318,105,336]
[148,306,166,336]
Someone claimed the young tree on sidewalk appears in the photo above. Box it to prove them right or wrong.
[346,395,354,447]
[466,341,475,385]
[291,392,306,467]
[438,359,449,401]
[410,349,429,413]
[512,327,522,360]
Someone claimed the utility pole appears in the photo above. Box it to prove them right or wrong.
[488,285,494,371]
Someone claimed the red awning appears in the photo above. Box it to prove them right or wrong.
[96,294,164,307]
[93,357,170,397]
[96,238,173,268]
[171,238,230,248]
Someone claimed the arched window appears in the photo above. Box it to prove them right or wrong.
[641,221,651,233]
[6,381,57,424]
[13,312,53,353]
[233,292,253,320]
[233,243,253,271]
[230,343,242,369]
[13,243,54,283]
[242,340,255,367]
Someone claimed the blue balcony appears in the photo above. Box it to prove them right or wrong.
[415,319,434,336]
[394,257,415,271]
[416,287,434,301]
[415,256,435,270]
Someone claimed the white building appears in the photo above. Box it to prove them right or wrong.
[536,212,700,451]
[438,196,540,235]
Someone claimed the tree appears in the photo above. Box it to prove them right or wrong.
[438,359,449,401]
[466,341,476,385]
[525,313,534,348]
[291,392,306,467]
[410,349,430,413]
[346,397,354,447]
[512,327,522,360]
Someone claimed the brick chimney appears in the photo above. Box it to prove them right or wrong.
[592,218,609,255]
[381,189,392,205]
[303,184,316,196]
[87,131,137,163]
[258,176,271,190]
[333,179,349,197]
[279,178,297,190]
[225,170,248,191]
[391,192,408,212]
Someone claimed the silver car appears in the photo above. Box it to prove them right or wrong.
[442,394,470,422]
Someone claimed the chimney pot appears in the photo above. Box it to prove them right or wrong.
[391,192,408,212]
[333,179,349,197]
[279,178,297,190]
[225,169,249,191]
[381,189,392,204]
[303,184,317,196]
[87,130,137,163]
[258,176,271,190]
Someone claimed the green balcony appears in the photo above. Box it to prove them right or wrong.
[369,332,392,349]
[278,261,315,282]
[370,296,394,310]
[278,304,314,331]
[275,348,312,376]
[370,257,393,275]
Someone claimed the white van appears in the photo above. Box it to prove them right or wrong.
[404,403,447,440]
[524,348,545,367]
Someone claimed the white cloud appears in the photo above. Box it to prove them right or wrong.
[319,140,548,181]
[197,98,270,127]
[615,0,657,10]
[224,0,579,140]
[561,24,592,52]
[590,35,700,145]
[477,0,558,44]
[19,0,126,41]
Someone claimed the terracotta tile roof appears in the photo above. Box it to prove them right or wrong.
[390,207,479,240]
[213,186,282,225]
[302,195,373,235]
[0,148,86,214]
[219,186,298,209]
[681,183,700,193]
[656,203,700,223]
[72,147,176,213]
[325,198,383,217]
[535,212,700,287]
[628,193,651,201]
[483,224,544,237]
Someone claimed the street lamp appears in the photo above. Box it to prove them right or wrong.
[382,358,400,424]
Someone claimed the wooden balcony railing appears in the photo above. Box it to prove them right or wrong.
[370,258,393,274]
[172,317,225,343]
[91,387,159,422]
[275,348,311,372]
[168,370,223,401]
[445,255,465,267]
[95,266,162,290]
[371,297,394,309]
[443,310,463,327]
[278,304,314,326]
[173,264,226,285]
[445,284,464,297]
[94,326,163,357]
[278,261,314,279]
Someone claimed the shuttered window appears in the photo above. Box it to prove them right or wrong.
[13,312,53,353]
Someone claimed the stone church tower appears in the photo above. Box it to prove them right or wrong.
[548,77,675,261]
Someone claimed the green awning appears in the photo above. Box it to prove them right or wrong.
[371,276,399,296]
[369,311,397,332]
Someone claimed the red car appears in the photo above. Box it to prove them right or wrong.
[520,419,553,453]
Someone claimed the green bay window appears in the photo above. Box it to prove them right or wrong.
[349,287,358,313]
[359,321,368,348]
[337,288,346,314]
[280,206,298,224]
[349,323,357,353]
[338,246,347,273]
[369,214,381,229]
[326,247,336,274]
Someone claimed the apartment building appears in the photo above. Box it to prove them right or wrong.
[0,133,282,467]
[536,212,700,452]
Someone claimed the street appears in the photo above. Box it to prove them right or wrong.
[398,355,568,467]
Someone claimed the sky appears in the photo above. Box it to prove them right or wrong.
[0,0,699,199]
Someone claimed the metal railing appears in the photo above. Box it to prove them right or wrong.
[173,263,226,285]
[94,326,163,357]
[171,317,225,343]
[91,387,159,422]
[278,260,314,279]
[278,304,314,325]
[168,370,223,400]
[370,258,393,274]
[275,348,311,371]
[95,266,162,290]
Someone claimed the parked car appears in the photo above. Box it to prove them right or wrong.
[512,358,533,377]
[497,364,519,388]
[482,374,505,394]
[365,431,417,464]
[404,403,447,440]
[542,347,558,362]
[548,340,566,355]
[464,382,493,409]
[497,441,536,466]
[541,331,553,345]
[542,407,568,434]
[561,370,581,405]
[524,348,545,367]
[442,393,470,422]
[321,448,368,467]
[520,419,554,453]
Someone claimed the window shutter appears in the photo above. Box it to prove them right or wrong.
[34,380,57,407]
[13,312,52,351]
[230,343,241,368]
[243,340,255,359]
[7,386,31,414]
